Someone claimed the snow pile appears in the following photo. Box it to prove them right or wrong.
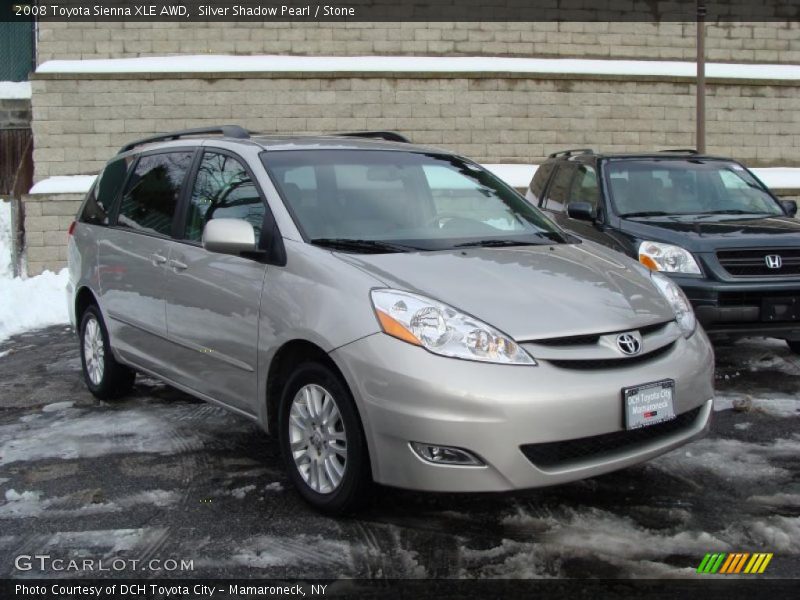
[0,200,70,346]
[29,175,98,195]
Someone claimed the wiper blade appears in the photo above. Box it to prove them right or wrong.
[619,211,671,217]
[454,238,547,248]
[310,238,419,253]
[703,209,770,215]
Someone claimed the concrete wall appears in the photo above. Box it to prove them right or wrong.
[22,192,81,275]
[36,21,800,64]
[30,72,800,182]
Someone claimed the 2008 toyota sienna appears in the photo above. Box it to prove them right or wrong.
[67,126,714,513]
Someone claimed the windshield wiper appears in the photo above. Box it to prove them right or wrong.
[619,211,671,218]
[703,209,771,215]
[310,238,419,254]
[455,238,547,249]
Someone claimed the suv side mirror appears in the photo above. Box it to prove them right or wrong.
[567,202,595,222]
[780,200,797,218]
[202,219,257,255]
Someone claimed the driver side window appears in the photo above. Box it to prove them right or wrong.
[185,152,265,243]
[567,165,600,209]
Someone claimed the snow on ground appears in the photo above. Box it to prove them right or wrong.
[0,200,70,346]
[0,405,204,465]
[0,81,31,100]
[36,55,800,81]
[0,487,179,519]
[231,534,354,570]
[714,392,800,418]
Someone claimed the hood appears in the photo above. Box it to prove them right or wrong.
[335,243,675,341]
[620,214,800,252]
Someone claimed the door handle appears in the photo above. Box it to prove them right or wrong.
[168,259,188,272]
[151,253,167,266]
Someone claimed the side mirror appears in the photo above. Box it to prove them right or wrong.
[780,200,797,218]
[567,202,595,222]
[202,218,257,256]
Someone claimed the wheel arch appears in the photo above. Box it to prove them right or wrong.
[74,286,99,325]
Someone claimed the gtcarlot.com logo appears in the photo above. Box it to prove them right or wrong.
[697,552,773,574]
[14,554,194,573]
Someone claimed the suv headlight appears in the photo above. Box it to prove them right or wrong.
[370,289,536,365]
[639,241,701,275]
[650,272,697,337]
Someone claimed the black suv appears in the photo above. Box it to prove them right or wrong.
[526,149,800,350]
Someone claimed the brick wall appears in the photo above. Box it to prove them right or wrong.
[36,21,800,64]
[22,192,81,275]
[30,72,800,182]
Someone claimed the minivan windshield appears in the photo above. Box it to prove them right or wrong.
[606,159,784,218]
[263,150,567,252]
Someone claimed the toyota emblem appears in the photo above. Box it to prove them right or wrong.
[616,333,642,355]
[765,255,783,269]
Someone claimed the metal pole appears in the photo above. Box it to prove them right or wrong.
[696,0,707,153]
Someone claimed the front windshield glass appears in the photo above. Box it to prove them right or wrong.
[606,159,783,218]
[262,150,567,252]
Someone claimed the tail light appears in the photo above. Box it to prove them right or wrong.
[67,221,76,236]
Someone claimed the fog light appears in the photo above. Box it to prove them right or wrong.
[410,442,484,466]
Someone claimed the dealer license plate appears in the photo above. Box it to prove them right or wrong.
[623,380,676,430]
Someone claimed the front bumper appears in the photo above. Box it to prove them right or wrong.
[331,329,714,492]
[671,274,800,338]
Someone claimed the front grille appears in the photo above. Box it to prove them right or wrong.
[718,290,800,307]
[520,406,703,469]
[717,248,800,277]
[529,321,670,347]
[546,341,674,369]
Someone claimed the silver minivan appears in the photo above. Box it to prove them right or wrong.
[67,127,714,513]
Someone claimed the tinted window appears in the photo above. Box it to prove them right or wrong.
[527,163,555,205]
[265,150,566,251]
[80,157,131,225]
[606,160,783,217]
[543,165,575,213]
[118,152,193,236]
[567,164,600,209]
[185,152,265,243]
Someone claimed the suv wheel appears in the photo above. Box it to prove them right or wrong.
[278,362,371,514]
[79,305,135,399]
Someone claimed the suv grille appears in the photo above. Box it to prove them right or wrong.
[546,341,674,369]
[520,406,703,469]
[717,249,800,277]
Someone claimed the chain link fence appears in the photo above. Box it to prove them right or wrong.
[0,22,35,81]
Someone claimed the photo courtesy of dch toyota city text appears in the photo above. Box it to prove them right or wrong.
[0,1,798,599]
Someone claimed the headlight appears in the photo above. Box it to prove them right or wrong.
[639,241,701,275]
[370,289,536,365]
[650,272,697,337]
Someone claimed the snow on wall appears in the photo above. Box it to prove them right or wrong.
[0,81,32,100]
[36,55,800,81]
[32,165,800,196]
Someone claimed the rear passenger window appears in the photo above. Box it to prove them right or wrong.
[543,165,575,213]
[117,152,193,236]
[527,163,554,205]
[185,152,265,243]
[80,157,131,225]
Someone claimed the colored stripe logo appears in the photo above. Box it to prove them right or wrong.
[697,552,773,574]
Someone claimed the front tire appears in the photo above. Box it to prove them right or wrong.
[278,361,371,515]
[79,305,135,400]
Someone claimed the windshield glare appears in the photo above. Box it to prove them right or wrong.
[262,150,565,251]
[607,159,783,217]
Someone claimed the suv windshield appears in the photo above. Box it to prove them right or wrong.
[263,150,567,252]
[606,159,783,218]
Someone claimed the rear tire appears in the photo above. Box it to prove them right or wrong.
[79,305,135,400]
[786,339,800,354]
[278,361,371,515]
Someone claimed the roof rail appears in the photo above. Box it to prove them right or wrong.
[337,131,410,143]
[118,125,250,154]
[548,148,594,159]
[659,148,699,154]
